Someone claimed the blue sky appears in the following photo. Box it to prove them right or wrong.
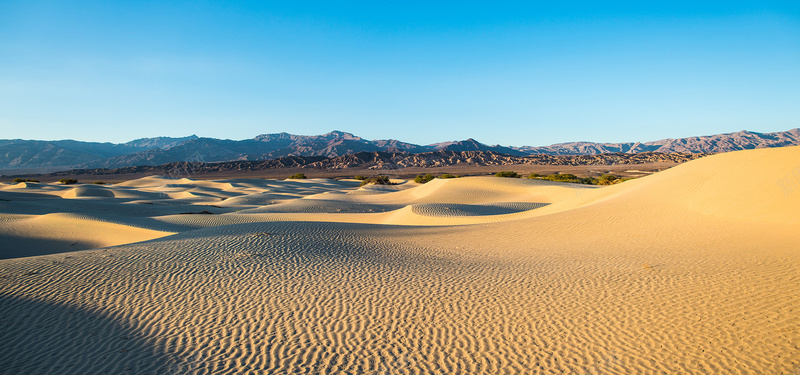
[1,1,798,146]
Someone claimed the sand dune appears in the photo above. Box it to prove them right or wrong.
[1,146,799,373]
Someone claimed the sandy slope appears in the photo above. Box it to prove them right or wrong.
[1,146,799,374]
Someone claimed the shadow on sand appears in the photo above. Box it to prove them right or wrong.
[0,294,186,374]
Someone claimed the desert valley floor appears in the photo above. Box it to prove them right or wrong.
[1,146,799,374]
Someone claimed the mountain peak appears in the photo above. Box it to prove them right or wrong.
[322,130,361,140]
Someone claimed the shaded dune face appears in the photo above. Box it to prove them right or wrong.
[0,294,176,374]
[1,146,799,373]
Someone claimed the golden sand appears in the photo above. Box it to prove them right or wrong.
[1,146,798,373]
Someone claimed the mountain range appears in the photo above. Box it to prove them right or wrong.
[1,128,798,172]
[48,150,707,178]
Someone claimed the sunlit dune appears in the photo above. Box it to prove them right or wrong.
[1,146,798,373]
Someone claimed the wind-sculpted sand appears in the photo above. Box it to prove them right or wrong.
[1,146,799,374]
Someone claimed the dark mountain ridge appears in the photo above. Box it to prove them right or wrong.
[45,150,706,178]
[1,128,797,172]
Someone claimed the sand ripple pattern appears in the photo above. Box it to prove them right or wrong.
[1,218,798,374]
[411,202,549,217]
[2,148,800,374]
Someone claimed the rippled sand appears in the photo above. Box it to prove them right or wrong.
[1,146,799,374]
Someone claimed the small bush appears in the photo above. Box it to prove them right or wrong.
[93,181,106,185]
[360,176,393,186]
[58,178,78,185]
[12,178,39,183]
[495,171,520,178]
[353,175,367,180]
[527,173,543,179]
[414,173,436,184]
[545,173,578,182]
[287,173,307,179]
[438,174,457,179]
[596,174,618,185]
[542,173,596,185]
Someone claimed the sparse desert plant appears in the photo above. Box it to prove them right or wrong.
[12,178,39,183]
[93,181,106,185]
[543,173,597,185]
[353,175,367,180]
[495,171,521,178]
[438,174,457,179]
[58,178,78,185]
[360,175,393,186]
[527,173,543,179]
[597,174,618,185]
[414,173,436,184]
[545,173,578,182]
[288,173,307,179]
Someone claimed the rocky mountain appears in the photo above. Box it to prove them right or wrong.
[0,135,198,169]
[49,150,706,177]
[2,128,798,172]
[430,138,527,156]
[73,131,419,169]
[515,129,800,155]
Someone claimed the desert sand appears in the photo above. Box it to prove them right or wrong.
[1,146,798,374]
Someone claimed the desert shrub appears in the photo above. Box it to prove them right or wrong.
[597,174,618,185]
[58,178,78,185]
[360,175,393,186]
[542,173,597,185]
[12,178,39,183]
[93,181,106,185]
[495,171,520,178]
[438,174,457,179]
[527,173,543,179]
[288,173,307,179]
[353,175,367,180]
[414,173,436,184]
[545,173,577,182]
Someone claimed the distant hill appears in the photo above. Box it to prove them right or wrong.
[0,135,198,170]
[48,151,706,178]
[1,128,798,172]
[515,129,800,155]
[430,138,526,156]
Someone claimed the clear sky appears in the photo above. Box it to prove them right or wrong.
[1,1,799,146]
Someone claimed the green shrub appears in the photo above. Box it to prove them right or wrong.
[545,173,578,182]
[527,173,543,179]
[597,174,618,185]
[414,173,436,184]
[93,181,106,185]
[288,173,307,179]
[58,178,78,185]
[438,174,457,179]
[360,176,393,186]
[353,175,367,180]
[12,178,39,183]
[495,171,520,178]
[542,173,597,185]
